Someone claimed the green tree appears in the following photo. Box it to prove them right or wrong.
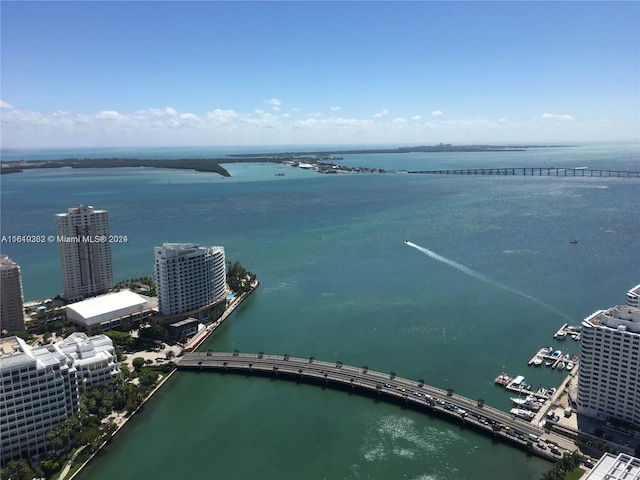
[132,357,145,370]
[0,459,35,480]
[226,260,257,293]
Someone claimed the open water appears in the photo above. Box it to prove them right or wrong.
[1,142,639,479]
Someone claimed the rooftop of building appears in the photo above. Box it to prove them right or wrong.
[583,305,640,334]
[584,453,640,480]
[0,336,25,356]
[66,290,150,323]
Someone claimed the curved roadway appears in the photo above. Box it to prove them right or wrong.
[178,352,580,461]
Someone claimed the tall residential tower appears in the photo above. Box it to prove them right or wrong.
[0,255,25,332]
[154,243,226,320]
[55,205,113,302]
[577,284,640,427]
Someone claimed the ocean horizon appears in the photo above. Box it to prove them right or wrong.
[2,141,639,479]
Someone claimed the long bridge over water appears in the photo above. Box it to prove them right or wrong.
[178,351,577,462]
[406,167,640,177]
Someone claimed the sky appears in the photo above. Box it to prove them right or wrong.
[1,1,639,148]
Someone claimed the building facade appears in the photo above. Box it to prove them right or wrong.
[55,205,113,302]
[0,332,120,465]
[0,255,25,332]
[577,304,640,427]
[55,333,120,392]
[154,243,226,318]
[65,290,156,336]
[0,337,79,465]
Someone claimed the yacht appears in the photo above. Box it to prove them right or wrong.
[510,408,535,420]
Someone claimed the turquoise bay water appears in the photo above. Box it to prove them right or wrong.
[1,143,639,479]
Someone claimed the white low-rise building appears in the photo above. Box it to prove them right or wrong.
[65,289,156,335]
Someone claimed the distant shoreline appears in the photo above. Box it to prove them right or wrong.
[0,144,572,175]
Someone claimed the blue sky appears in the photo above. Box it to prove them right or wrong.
[1,1,638,148]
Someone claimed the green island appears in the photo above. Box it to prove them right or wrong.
[0,144,572,176]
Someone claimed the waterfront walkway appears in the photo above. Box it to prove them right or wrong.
[408,167,640,177]
[178,352,578,461]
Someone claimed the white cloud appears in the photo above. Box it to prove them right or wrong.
[1,100,14,109]
[95,110,124,121]
[431,110,444,116]
[541,113,575,121]
[265,98,282,106]
[0,104,634,148]
[330,106,341,111]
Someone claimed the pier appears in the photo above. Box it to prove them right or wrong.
[407,167,640,178]
[177,351,577,461]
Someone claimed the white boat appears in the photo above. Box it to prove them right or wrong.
[554,331,566,340]
[545,360,553,367]
[511,397,540,411]
[566,362,574,371]
[557,361,566,370]
[533,355,544,366]
[510,408,535,420]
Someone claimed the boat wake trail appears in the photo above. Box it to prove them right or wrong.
[404,241,571,321]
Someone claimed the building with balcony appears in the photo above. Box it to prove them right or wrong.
[0,332,121,466]
[577,302,640,427]
[0,255,25,332]
[55,332,120,392]
[55,205,113,302]
[154,243,226,323]
[0,337,78,465]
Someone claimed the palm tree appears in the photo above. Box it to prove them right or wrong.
[308,356,314,364]
[447,388,454,397]
[249,363,253,371]
[284,353,290,361]
[417,379,424,387]
[362,365,368,374]
[223,361,228,371]
[233,349,240,357]
[258,351,264,359]
[273,365,279,374]
[198,361,203,370]
[298,368,303,377]
[477,398,485,408]
[390,371,396,380]
[375,384,382,395]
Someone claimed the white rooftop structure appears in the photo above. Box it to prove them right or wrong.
[67,290,148,324]
[582,453,640,480]
[65,290,153,334]
[627,283,640,308]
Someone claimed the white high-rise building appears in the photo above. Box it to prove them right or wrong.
[0,255,25,332]
[0,333,120,465]
[154,243,226,317]
[55,205,113,302]
[577,303,640,427]
[0,336,79,465]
